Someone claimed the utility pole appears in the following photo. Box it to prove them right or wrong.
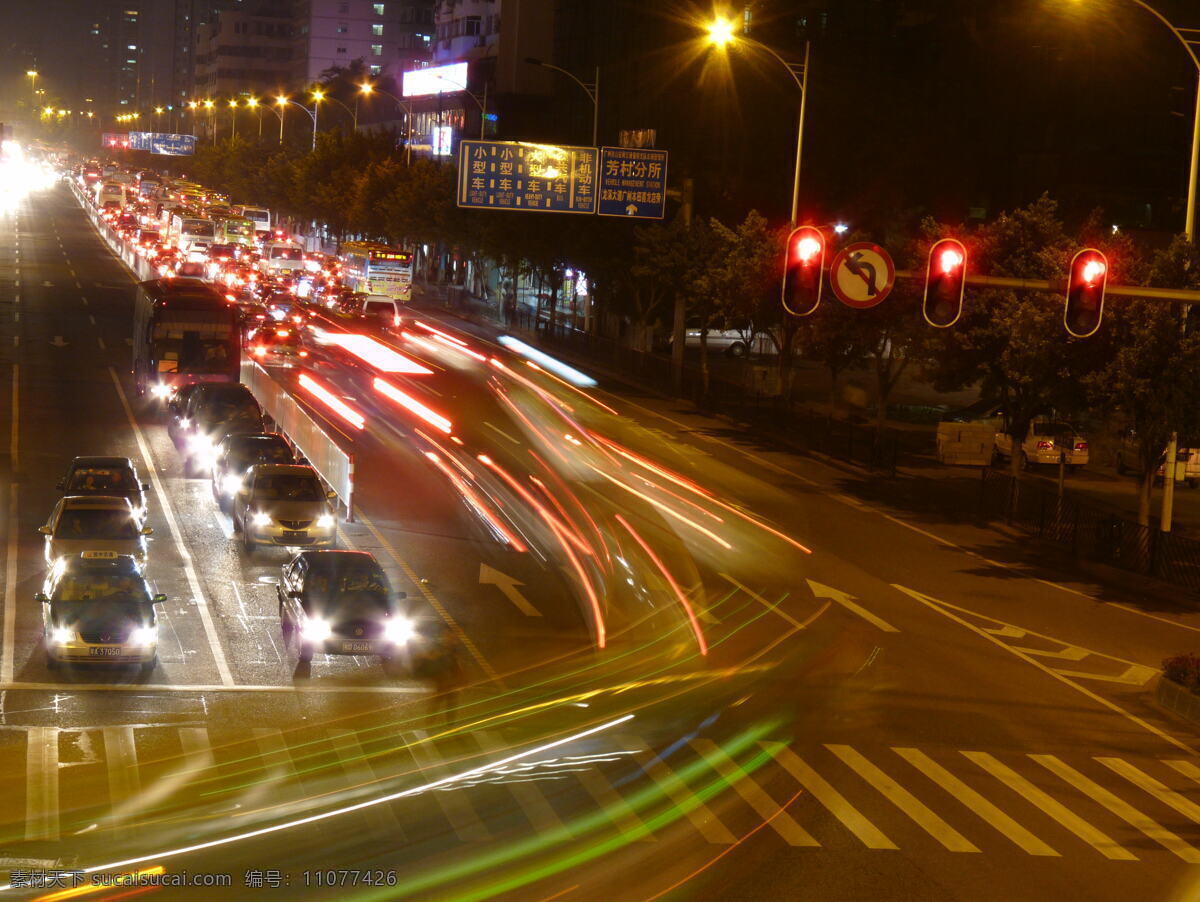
[671,177,693,394]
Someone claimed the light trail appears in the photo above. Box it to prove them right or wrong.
[616,514,709,656]
[373,377,453,434]
[297,373,365,430]
[587,465,733,551]
[319,332,432,374]
[498,335,597,386]
[423,450,527,551]
[0,716,636,894]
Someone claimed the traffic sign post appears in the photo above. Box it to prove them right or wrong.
[829,242,896,309]
[457,140,598,213]
[597,147,668,219]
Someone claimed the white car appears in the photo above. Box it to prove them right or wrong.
[995,421,1089,469]
[40,496,153,565]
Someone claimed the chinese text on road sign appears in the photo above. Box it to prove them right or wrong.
[458,140,598,214]
[597,147,668,219]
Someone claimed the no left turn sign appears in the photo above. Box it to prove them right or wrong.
[829,242,896,309]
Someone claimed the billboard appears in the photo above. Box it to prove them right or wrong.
[403,62,469,97]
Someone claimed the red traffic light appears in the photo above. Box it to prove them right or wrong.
[1064,248,1108,338]
[922,238,967,328]
[782,225,826,317]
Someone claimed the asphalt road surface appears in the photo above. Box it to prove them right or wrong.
[0,181,1199,900]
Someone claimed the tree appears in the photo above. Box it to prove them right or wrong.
[1085,237,1200,526]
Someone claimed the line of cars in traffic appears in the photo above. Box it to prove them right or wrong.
[37,164,435,678]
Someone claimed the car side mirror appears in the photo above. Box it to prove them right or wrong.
[34,592,47,603]
[141,483,150,491]
[153,593,167,604]
[37,525,51,535]
[141,526,154,536]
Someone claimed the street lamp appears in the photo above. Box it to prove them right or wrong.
[26,70,38,109]
[323,95,358,132]
[228,98,239,139]
[279,92,321,150]
[524,57,598,146]
[704,18,810,225]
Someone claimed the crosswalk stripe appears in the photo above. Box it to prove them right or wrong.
[475,731,569,836]
[1162,759,1200,788]
[622,735,737,844]
[1098,757,1200,826]
[406,730,489,842]
[574,762,655,842]
[24,727,59,842]
[827,744,978,852]
[893,747,1057,856]
[178,727,214,770]
[691,739,818,846]
[103,726,142,839]
[327,729,405,841]
[1031,754,1200,863]
[253,728,299,780]
[963,751,1135,860]
[762,742,896,849]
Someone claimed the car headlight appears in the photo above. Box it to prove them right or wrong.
[316,513,335,529]
[179,417,191,431]
[300,617,331,641]
[50,626,73,644]
[130,625,157,645]
[221,473,243,496]
[150,383,172,399]
[383,616,416,645]
[251,511,272,528]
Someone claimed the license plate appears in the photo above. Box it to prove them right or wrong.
[341,641,373,654]
[282,530,307,540]
[89,647,122,657]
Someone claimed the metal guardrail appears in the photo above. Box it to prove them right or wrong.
[241,360,356,520]
[980,470,1200,593]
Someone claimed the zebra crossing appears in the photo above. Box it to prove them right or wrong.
[0,724,1198,863]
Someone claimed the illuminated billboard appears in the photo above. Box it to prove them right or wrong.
[402,62,469,98]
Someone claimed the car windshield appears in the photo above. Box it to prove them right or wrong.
[51,573,150,604]
[66,468,138,493]
[230,444,291,470]
[199,398,258,424]
[55,508,140,539]
[1033,422,1072,436]
[270,247,299,260]
[253,474,323,501]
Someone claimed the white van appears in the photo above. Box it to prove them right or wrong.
[360,295,403,329]
[234,205,271,235]
[94,181,124,209]
[260,241,305,275]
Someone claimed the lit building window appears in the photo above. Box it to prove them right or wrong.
[372,24,383,35]
[373,3,385,14]
[371,43,383,56]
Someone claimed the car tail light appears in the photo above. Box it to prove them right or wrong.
[1075,441,1088,451]
[253,346,266,357]
[1036,440,1053,450]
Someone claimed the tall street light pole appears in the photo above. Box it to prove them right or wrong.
[524,58,599,146]
[282,94,321,150]
[228,99,238,140]
[706,18,809,225]
[359,83,413,161]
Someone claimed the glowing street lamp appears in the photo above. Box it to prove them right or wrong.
[704,17,810,224]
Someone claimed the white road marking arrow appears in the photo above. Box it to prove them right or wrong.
[49,336,67,348]
[806,579,899,632]
[41,281,53,288]
[479,563,541,616]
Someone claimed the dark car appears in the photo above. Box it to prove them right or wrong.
[211,433,294,511]
[57,456,150,524]
[277,550,414,673]
[178,384,264,475]
[247,324,307,365]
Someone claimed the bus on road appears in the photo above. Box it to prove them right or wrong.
[340,241,413,301]
[132,279,240,401]
[168,213,217,257]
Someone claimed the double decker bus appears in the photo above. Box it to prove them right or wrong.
[340,241,414,301]
[132,280,240,401]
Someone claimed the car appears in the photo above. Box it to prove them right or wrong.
[994,420,1089,469]
[277,550,414,671]
[1116,432,1200,486]
[247,324,308,364]
[210,433,295,511]
[233,464,337,552]
[38,551,164,672]
[40,496,153,565]
[57,456,149,523]
[178,384,264,475]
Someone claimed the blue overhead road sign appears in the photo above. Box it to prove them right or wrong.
[457,140,598,213]
[130,132,196,155]
[597,147,668,219]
